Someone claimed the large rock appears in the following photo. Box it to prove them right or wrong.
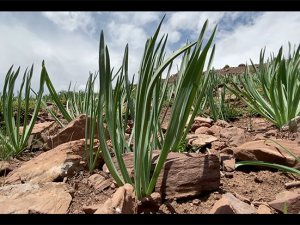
[112,150,220,200]
[19,121,60,137]
[186,134,218,148]
[234,139,300,169]
[5,139,88,184]
[210,193,257,214]
[268,190,300,214]
[94,183,136,214]
[221,127,246,147]
[0,182,73,214]
[46,114,97,149]
[19,121,60,148]
[206,125,223,137]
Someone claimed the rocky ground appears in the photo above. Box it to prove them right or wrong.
[0,110,299,214]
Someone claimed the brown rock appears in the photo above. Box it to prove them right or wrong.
[194,116,213,124]
[19,121,60,139]
[264,129,278,137]
[0,182,73,214]
[269,190,300,214]
[19,121,60,148]
[138,192,162,213]
[211,141,226,151]
[82,204,102,214]
[46,114,97,149]
[195,127,209,134]
[96,179,114,191]
[113,150,220,200]
[215,120,230,128]
[221,127,246,147]
[209,197,234,214]
[186,134,218,148]
[210,193,257,214]
[257,205,272,214]
[234,139,300,169]
[94,183,136,214]
[223,159,235,172]
[88,174,106,189]
[207,125,222,137]
[190,121,202,133]
[253,133,266,141]
[5,140,88,184]
[0,161,11,175]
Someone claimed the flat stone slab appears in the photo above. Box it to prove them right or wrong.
[210,193,257,214]
[269,190,300,214]
[235,139,300,169]
[46,114,96,149]
[0,182,73,214]
[111,150,220,200]
[186,134,218,148]
[5,140,86,185]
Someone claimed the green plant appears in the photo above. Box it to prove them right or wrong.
[84,73,102,172]
[203,71,243,121]
[236,139,300,176]
[227,44,300,128]
[95,17,216,200]
[40,70,99,127]
[0,63,45,158]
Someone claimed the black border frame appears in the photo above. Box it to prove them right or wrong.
[0,1,299,224]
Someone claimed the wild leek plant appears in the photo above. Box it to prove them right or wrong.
[227,44,300,128]
[205,72,243,121]
[84,73,102,172]
[236,139,300,176]
[0,63,45,157]
[96,17,216,200]
[42,69,99,127]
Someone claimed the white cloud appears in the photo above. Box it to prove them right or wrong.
[0,15,98,92]
[213,12,300,68]
[42,12,96,34]
[1,12,299,93]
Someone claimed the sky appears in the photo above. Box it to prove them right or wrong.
[0,12,299,92]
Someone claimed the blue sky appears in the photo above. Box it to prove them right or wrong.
[0,12,299,92]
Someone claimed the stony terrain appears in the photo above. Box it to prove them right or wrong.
[0,110,299,214]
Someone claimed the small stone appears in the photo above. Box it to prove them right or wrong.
[102,164,110,173]
[210,193,256,214]
[186,134,218,148]
[264,129,277,137]
[254,176,263,183]
[195,127,209,134]
[224,172,233,178]
[194,116,213,124]
[88,174,106,189]
[82,204,102,214]
[200,122,212,128]
[257,205,272,214]
[221,155,235,172]
[110,182,116,189]
[0,161,11,176]
[94,183,136,214]
[215,120,230,128]
[192,199,201,206]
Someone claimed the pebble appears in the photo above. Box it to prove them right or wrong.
[254,176,263,183]
[192,199,201,206]
[224,172,233,178]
